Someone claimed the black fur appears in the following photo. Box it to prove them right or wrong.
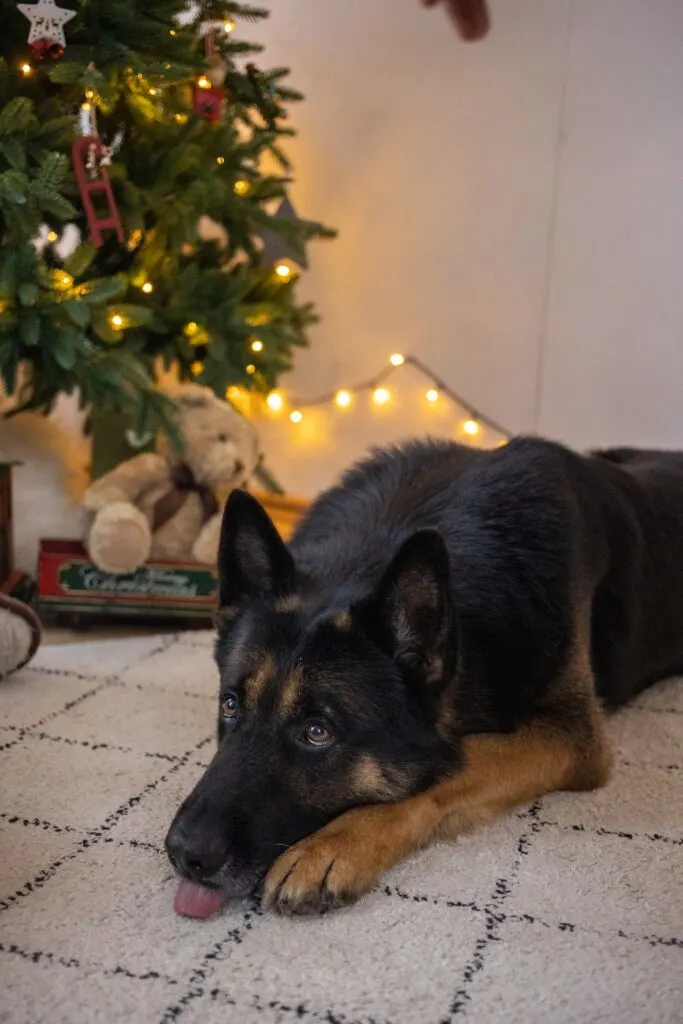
[166,436,683,898]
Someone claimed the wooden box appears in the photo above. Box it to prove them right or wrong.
[37,539,219,622]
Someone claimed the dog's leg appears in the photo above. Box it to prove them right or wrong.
[263,703,610,915]
[435,713,611,841]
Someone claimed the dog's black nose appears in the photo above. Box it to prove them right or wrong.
[165,825,225,881]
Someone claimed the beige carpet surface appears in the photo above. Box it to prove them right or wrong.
[1,631,682,1024]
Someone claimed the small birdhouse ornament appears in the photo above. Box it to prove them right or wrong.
[192,82,225,122]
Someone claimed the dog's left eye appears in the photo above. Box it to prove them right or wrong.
[302,722,333,747]
[221,693,239,722]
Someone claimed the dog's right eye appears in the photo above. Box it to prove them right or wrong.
[301,722,334,748]
[221,693,239,723]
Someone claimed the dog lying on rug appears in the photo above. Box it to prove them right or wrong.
[166,437,683,917]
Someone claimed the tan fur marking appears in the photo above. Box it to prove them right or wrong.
[351,755,399,802]
[436,690,458,740]
[542,596,612,792]
[243,653,276,710]
[275,594,301,614]
[333,611,352,630]
[434,727,579,839]
[277,664,303,718]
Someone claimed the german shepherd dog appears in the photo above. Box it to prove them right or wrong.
[166,437,683,918]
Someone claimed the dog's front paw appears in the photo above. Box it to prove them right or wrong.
[262,828,382,916]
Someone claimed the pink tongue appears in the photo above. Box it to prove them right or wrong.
[174,879,225,919]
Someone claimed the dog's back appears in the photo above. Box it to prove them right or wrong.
[292,437,580,732]
[592,446,683,693]
[292,437,683,721]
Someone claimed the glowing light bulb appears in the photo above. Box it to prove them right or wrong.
[335,390,352,409]
[55,271,73,291]
[149,88,158,96]
[290,410,303,424]
[216,156,225,165]
[246,312,270,326]
[426,388,439,403]
[174,113,188,124]
[191,361,203,375]
[227,386,242,401]
[110,314,123,329]
[274,262,292,280]
[47,231,58,243]
[169,28,176,36]
[85,89,94,100]
[127,229,143,251]
[141,282,153,294]
[21,63,32,76]
[246,364,256,375]
[233,179,250,196]
[389,353,404,367]
[184,321,198,337]
[224,19,236,32]
[373,387,391,406]
[463,419,480,437]
[266,391,284,412]
[251,339,263,352]
[197,76,211,90]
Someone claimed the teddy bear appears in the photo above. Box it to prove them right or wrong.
[82,383,260,575]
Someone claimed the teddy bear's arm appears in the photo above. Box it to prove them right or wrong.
[83,453,170,512]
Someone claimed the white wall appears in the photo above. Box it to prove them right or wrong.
[251,0,683,495]
[537,0,683,449]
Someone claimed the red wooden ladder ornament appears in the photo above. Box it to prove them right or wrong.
[71,136,125,248]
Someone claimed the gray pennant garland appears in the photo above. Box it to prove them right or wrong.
[258,196,309,270]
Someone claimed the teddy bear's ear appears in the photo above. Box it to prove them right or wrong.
[217,489,295,614]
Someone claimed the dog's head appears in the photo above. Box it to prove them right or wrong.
[165,491,461,899]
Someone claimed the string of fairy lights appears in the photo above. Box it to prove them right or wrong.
[46,255,505,444]
[233,352,510,443]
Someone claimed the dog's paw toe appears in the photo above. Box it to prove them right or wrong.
[262,837,367,916]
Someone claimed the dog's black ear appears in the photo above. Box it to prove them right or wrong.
[358,530,455,687]
[217,490,295,612]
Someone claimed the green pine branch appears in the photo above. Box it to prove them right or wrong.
[0,0,335,487]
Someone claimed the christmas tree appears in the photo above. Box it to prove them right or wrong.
[0,0,333,475]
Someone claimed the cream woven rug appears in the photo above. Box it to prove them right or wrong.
[1,631,681,1024]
